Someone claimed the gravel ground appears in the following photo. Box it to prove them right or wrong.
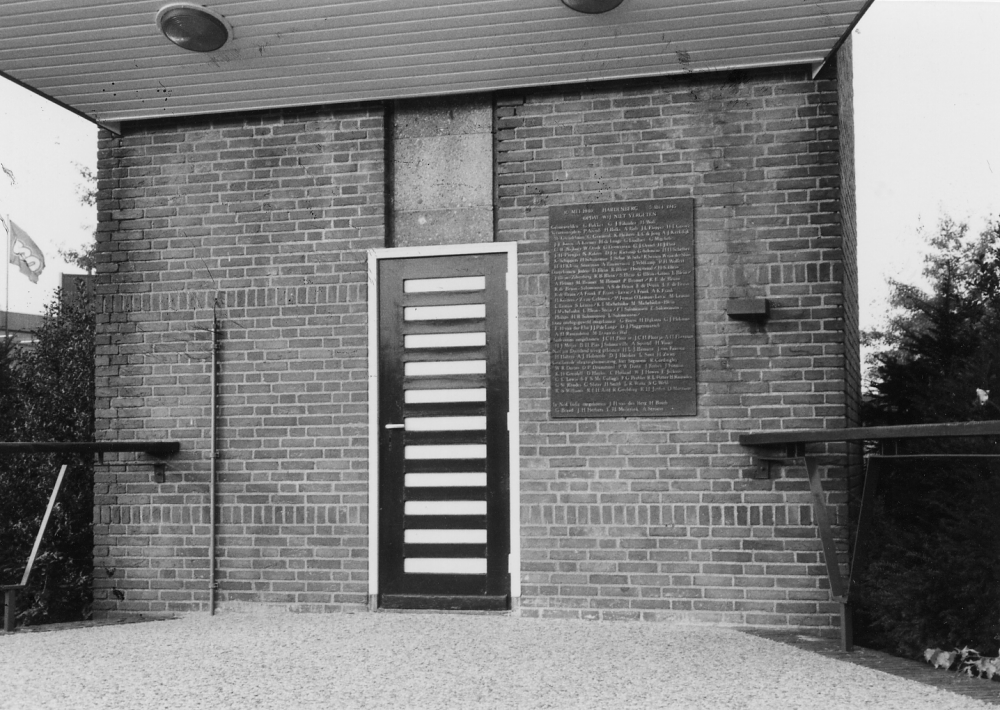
[1,613,993,710]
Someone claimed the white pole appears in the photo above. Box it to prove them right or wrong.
[20,464,70,586]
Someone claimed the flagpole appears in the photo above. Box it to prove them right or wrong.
[3,214,8,342]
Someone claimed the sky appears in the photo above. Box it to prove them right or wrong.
[2,0,1000,332]
[854,0,1000,328]
[0,81,96,315]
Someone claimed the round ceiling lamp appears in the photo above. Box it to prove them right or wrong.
[156,3,231,52]
[561,0,625,13]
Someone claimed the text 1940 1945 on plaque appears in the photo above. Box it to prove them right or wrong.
[549,199,696,418]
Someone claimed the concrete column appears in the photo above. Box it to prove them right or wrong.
[391,94,493,247]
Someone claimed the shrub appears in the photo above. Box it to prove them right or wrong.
[853,462,1000,657]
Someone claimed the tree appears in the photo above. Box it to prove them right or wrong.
[855,217,1000,657]
[59,243,97,275]
[0,281,95,624]
[864,217,1000,426]
[58,164,98,274]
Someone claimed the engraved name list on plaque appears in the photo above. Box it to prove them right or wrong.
[549,199,696,418]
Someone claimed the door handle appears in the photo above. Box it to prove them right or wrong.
[384,423,404,430]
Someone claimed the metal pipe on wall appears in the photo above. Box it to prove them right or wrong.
[209,297,219,615]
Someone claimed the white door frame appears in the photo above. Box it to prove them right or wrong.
[366,242,520,604]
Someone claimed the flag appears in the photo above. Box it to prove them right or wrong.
[8,220,45,284]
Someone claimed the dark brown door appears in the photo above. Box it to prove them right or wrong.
[378,253,510,610]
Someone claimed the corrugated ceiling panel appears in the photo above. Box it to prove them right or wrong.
[0,0,869,126]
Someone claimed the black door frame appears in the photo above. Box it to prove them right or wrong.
[367,243,520,610]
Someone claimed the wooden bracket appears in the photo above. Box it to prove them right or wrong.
[804,456,846,600]
[726,297,770,322]
[752,443,805,478]
[803,454,870,652]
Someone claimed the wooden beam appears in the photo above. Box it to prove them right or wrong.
[21,465,69,587]
[2,588,18,633]
[739,421,1000,447]
[0,442,180,455]
[841,602,854,653]
[804,456,846,600]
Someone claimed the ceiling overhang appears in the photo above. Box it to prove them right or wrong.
[0,1,872,132]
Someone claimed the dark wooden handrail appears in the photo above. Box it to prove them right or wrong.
[0,441,180,455]
[739,421,1000,446]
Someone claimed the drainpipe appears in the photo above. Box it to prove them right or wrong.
[209,296,219,615]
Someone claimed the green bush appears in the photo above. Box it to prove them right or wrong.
[854,462,1000,657]
[856,217,1000,657]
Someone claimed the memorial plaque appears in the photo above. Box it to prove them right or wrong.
[549,199,696,417]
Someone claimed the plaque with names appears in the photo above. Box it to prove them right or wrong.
[549,199,696,418]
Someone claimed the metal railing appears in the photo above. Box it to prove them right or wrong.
[739,421,1000,652]
[2,464,68,632]
[1,441,179,632]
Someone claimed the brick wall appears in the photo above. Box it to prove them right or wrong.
[836,37,864,531]
[94,63,857,630]
[93,104,384,615]
[497,64,853,628]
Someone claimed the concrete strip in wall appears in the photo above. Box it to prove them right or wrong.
[393,95,494,247]
[394,95,493,138]
[394,208,494,247]
[394,133,493,211]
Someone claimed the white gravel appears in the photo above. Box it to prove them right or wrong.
[0,613,994,710]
